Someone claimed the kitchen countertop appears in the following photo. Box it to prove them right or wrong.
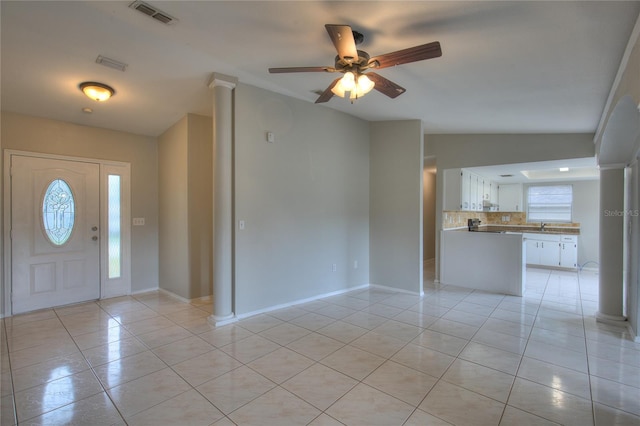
[453,225,580,235]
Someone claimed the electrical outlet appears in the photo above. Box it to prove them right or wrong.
[354,260,358,269]
[332,263,337,272]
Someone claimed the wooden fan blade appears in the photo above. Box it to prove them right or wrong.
[325,24,359,62]
[369,41,442,69]
[315,77,342,104]
[366,72,406,98]
[269,66,333,73]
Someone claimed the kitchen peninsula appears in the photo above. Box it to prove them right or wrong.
[440,212,580,296]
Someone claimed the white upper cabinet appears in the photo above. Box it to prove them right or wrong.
[443,168,463,211]
[461,169,471,210]
[443,168,497,211]
[498,183,523,211]
[490,181,499,205]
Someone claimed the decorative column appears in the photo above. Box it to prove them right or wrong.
[208,73,238,326]
[596,165,627,325]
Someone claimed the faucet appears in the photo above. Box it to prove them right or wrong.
[540,222,546,231]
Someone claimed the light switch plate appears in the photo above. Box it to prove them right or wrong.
[133,217,145,226]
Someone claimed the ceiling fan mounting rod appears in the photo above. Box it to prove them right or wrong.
[334,50,377,74]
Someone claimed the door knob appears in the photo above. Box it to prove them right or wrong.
[92,236,98,241]
[92,226,98,231]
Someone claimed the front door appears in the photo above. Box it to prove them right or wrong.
[11,155,100,314]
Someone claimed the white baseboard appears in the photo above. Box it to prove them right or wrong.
[131,286,159,296]
[156,289,213,304]
[369,283,422,296]
[235,284,370,321]
[158,288,192,304]
[628,323,640,343]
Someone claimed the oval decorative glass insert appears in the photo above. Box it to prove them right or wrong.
[42,179,75,245]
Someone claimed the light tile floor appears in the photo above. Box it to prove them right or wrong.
[1,265,639,425]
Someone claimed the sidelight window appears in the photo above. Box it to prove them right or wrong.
[108,175,121,279]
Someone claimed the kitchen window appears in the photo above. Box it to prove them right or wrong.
[527,184,573,222]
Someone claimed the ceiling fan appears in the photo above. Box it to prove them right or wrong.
[269,24,442,104]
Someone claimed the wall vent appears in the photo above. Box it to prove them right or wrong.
[499,174,514,178]
[129,1,177,25]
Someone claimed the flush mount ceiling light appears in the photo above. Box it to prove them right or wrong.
[559,167,570,172]
[79,82,115,102]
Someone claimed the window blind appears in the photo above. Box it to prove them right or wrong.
[527,185,572,222]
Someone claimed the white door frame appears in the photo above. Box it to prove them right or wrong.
[3,150,131,316]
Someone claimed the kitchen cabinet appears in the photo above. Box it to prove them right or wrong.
[525,234,559,267]
[443,168,485,211]
[499,184,523,211]
[475,175,485,211]
[461,169,471,210]
[490,182,499,205]
[443,168,464,211]
[559,235,578,268]
[470,173,478,211]
[524,233,578,269]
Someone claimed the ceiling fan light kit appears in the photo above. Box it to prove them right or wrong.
[269,24,442,104]
[331,72,375,102]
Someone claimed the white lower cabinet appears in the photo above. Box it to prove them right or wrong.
[559,235,578,268]
[525,234,560,267]
[524,233,578,269]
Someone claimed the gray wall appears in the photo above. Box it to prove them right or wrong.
[158,114,213,300]
[426,133,596,280]
[233,84,370,315]
[158,117,190,298]
[187,115,213,299]
[158,114,213,299]
[423,169,437,260]
[1,112,159,302]
[370,120,424,294]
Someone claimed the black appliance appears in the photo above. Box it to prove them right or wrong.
[468,218,481,231]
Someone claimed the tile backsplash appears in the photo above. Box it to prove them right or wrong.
[442,211,580,229]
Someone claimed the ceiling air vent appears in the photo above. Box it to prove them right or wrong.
[129,1,177,25]
[96,55,128,72]
[500,174,514,178]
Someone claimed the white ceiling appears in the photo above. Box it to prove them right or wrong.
[467,157,599,183]
[2,1,639,137]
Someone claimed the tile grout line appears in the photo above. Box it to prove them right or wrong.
[4,270,637,425]
[61,302,131,425]
[2,317,19,426]
[499,268,552,425]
